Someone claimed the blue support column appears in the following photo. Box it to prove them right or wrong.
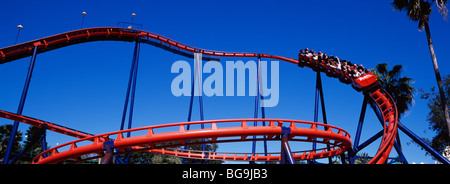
[183,55,196,164]
[251,56,261,162]
[193,53,204,122]
[354,91,444,164]
[117,38,141,164]
[126,38,141,138]
[183,59,196,158]
[195,53,205,152]
[317,71,332,164]
[312,71,320,153]
[101,141,115,164]
[353,96,368,150]
[258,56,268,163]
[183,53,206,164]
[251,55,268,164]
[313,72,320,124]
[119,40,139,131]
[125,38,140,164]
[311,71,331,163]
[350,95,368,164]
[3,45,39,164]
[397,121,450,164]
[281,127,295,164]
[317,72,328,126]
[393,141,408,164]
[391,131,408,164]
[186,59,196,123]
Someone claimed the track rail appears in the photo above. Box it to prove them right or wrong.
[0,27,398,164]
[31,119,352,164]
[366,88,398,164]
[0,110,93,139]
[0,27,299,64]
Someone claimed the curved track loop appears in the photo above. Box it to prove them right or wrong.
[0,110,93,139]
[366,88,399,164]
[31,119,352,164]
[0,27,398,164]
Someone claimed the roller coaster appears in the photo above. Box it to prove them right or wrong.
[1,27,448,164]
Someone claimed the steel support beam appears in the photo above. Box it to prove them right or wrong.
[119,39,139,131]
[251,55,268,164]
[126,38,141,138]
[281,127,295,164]
[183,53,206,164]
[311,71,332,164]
[350,95,368,164]
[9,127,46,164]
[3,45,39,164]
[397,121,450,164]
[101,141,115,164]
[117,38,141,164]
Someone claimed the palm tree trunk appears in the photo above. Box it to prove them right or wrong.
[424,22,450,139]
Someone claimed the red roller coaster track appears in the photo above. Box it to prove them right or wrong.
[0,27,398,164]
[0,110,352,164]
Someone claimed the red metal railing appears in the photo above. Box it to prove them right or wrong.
[31,119,351,164]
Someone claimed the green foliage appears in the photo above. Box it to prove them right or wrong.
[392,0,450,141]
[182,139,222,164]
[122,151,182,164]
[392,0,431,29]
[0,125,23,163]
[370,63,415,118]
[121,139,222,164]
[391,0,448,29]
[419,74,450,154]
[0,125,48,164]
[354,153,370,164]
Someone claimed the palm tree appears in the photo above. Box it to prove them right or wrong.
[391,0,450,138]
[354,152,370,164]
[370,63,415,117]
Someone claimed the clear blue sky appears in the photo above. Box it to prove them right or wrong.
[1,0,449,164]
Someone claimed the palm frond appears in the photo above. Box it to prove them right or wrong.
[370,63,415,119]
[436,0,448,20]
[392,0,432,30]
[399,76,414,84]
[388,65,403,79]
[375,63,388,76]
[392,0,410,10]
